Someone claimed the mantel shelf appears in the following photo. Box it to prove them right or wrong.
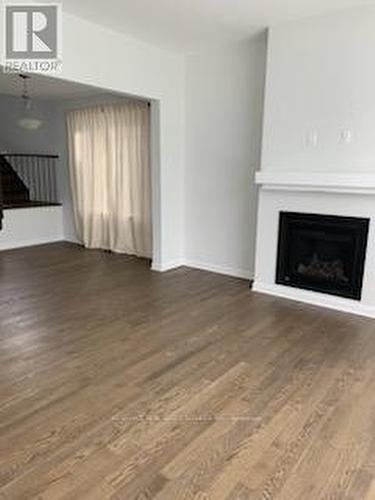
[255,172,375,195]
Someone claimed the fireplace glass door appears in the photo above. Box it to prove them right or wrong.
[276,212,369,300]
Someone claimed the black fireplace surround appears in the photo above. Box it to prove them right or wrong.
[276,212,369,300]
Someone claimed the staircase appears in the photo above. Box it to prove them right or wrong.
[0,155,30,207]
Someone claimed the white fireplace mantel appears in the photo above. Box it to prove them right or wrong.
[254,172,375,318]
[255,171,375,195]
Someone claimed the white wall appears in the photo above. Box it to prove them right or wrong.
[262,5,375,173]
[184,36,267,278]
[0,206,63,250]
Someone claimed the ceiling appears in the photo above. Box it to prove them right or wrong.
[0,73,108,100]
[43,0,375,52]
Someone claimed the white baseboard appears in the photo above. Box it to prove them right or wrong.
[63,235,81,245]
[151,259,185,272]
[151,257,252,280]
[0,236,64,251]
[253,281,375,319]
[184,259,252,280]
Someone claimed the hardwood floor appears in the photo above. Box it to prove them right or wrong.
[1,242,375,499]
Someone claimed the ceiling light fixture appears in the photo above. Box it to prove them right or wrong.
[17,74,43,131]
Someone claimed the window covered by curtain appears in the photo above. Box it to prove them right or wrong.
[66,101,152,258]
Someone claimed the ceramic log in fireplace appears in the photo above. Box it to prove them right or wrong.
[276,212,369,300]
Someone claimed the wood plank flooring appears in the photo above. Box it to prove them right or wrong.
[1,242,375,499]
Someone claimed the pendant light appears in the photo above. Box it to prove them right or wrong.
[17,74,43,131]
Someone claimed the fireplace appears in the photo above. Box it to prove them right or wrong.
[276,212,369,300]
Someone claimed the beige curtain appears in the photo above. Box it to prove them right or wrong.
[66,102,152,258]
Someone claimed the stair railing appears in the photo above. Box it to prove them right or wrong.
[1,154,60,205]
